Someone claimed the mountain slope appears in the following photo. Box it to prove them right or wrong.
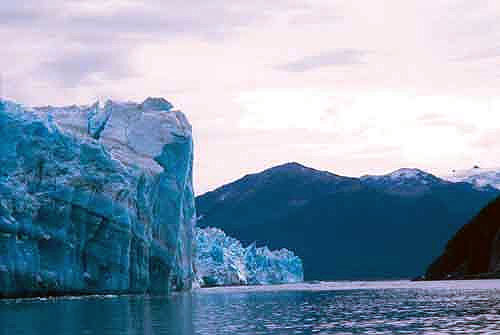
[196,163,499,280]
[425,196,500,280]
[197,163,360,232]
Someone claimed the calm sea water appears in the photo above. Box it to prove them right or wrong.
[2,280,500,334]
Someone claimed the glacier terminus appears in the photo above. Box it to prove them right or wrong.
[195,227,304,287]
[0,98,196,297]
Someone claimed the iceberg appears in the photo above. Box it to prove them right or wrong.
[0,98,196,297]
[194,227,303,287]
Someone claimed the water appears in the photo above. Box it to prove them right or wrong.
[2,280,500,334]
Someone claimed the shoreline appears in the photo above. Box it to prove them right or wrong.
[6,277,500,300]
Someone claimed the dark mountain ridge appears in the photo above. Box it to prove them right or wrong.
[425,196,500,280]
[196,162,499,280]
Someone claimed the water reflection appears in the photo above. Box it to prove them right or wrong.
[2,281,500,335]
[0,294,194,335]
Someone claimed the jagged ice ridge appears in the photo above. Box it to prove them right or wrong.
[194,227,304,287]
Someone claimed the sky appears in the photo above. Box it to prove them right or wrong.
[1,0,499,194]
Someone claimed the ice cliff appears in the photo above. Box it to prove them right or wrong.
[0,98,196,297]
[194,227,303,287]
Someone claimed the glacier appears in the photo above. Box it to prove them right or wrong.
[194,227,304,287]
[0,98,196,297]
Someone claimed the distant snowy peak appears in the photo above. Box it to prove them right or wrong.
[359,168,445,196]
[444,167,500,190]
[361,168,441,185]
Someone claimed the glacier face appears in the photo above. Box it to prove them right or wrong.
[194,227,303,287]
[0,98,196,297]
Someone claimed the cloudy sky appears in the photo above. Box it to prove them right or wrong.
[1,0,499,193]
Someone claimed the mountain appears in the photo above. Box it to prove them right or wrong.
[443,166,500,190]
[196,162,499,280]
[360,168,443,196]
[0,98,195,298]
[425,196,500,280]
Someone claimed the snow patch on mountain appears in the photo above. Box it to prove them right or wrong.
[444,167,500,190]
[361,168,440,183]
[360,168,445,196]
